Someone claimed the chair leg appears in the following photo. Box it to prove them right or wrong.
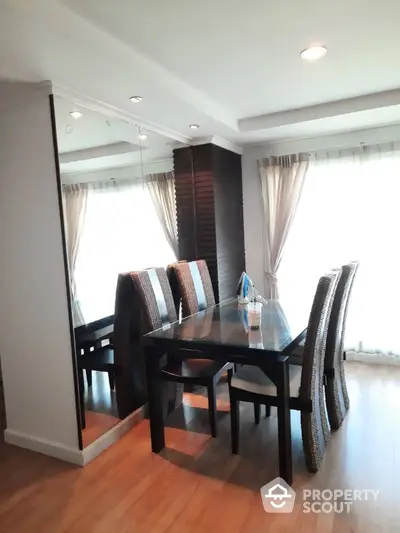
[230,395,240,454]
[254,403,260,424]
[343,351,347,361]
[265,405,271,418]
[207,381,217,438]
[85,370,92,387]
[108,371,115,391]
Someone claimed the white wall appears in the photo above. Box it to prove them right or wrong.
[242,147,265,295]
[242,122,400,297]
[0,82,80,454]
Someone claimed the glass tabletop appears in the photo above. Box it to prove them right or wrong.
[144,299,308,353]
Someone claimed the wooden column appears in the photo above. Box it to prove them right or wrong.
[173,143,245,302]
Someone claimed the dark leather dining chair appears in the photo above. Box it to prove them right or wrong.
[131,267,232,437]
[228,270,340,473]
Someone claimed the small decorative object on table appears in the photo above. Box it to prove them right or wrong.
[236,271,268,305]
[247,301,263,329]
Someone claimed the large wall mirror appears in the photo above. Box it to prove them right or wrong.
[54,96,182,447]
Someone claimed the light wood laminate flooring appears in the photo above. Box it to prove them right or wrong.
[0,362,399,533]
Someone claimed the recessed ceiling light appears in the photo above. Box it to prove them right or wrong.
[139,133,147,140]
[70,111,82,119]
[130,96,143,103]
[300,45,327,61]
[189,124,199,129]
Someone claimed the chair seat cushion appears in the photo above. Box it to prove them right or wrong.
[231,364,302,398]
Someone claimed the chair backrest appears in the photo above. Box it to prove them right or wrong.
[130,267,177,331]
[325,261,359,371]
[168,260,215,318]
[113,273,147,418]
[300,270,341,404]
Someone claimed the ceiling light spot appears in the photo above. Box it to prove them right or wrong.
[139,133,148,140]
[130,96,143,103]
[70,111,82,119]
[189,124,200,129]
[300,45,327,61]
[65,124,73,134]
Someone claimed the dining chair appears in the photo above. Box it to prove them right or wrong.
[324,261,359,429]
[288,262,359,430]
[131,266,232,437]
[167,260,215,318]
[228,270,340,473]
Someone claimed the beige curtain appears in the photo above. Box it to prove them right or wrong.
[62,183,89,300]
[258,154,309,298]
[147,172,178,258]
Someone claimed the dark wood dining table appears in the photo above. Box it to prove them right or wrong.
[142,298,308,485]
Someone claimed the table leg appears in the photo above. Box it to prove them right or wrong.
[276,359,293,485]
[145,346,165,453]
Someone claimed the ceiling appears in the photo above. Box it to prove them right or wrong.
[2,0,400,147]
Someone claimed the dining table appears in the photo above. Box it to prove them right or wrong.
[142,298,308,485]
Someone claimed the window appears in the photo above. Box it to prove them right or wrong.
[279,146,400,355]
[74,181,176,324]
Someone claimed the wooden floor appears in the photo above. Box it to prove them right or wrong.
[1,362,400,532]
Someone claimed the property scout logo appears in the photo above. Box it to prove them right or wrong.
[260,478,379,514]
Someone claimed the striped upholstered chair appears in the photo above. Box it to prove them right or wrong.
[131,267,232,437]
[228,270,340,473]
[324,261,359,429]
[167,260,215,318]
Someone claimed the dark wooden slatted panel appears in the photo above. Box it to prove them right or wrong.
[212,145,245,302]
[173,143,244,304]
[174,147,197,261]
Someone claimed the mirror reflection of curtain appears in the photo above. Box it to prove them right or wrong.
[147,172,179,258]
[74,179,176,325]
[62,183,89,326]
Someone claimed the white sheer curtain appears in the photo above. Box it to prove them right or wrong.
[147,172,179,258]
[278,142,400,359]
[74,179,176,325]
[258,154,309,298]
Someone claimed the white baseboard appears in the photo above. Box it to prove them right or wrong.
[82,406,145,466]
[4,406,146,467]
[4,429,84,465]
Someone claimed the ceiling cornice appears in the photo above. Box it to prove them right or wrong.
[191,135,243,155]
[239,89,400,133]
